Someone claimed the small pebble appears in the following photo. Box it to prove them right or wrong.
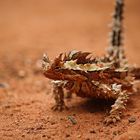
[47,135,51,139]
[85,138,90,140]
[128,136,133,140]
[0,83,9,89]
[60,117,64,121]
[65,134,70,137]
[77,134,81,138]
[4,105,11,108]
[51,121,56,125]
[42,134,46,137]
[128,117,136,123]
[18,70,26,78]
[73,113,76,116]
[67,115,77,125]
[113,131,117,136]
[21,134,25,137]
[65,125,70,128]
[113,130,121,136]
[89,129,96,133]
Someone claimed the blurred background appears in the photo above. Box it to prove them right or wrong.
[0,0,140,75]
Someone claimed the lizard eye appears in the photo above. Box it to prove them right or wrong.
[55,66,60,69]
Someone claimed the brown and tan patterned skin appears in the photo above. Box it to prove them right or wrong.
[42,0,140,125]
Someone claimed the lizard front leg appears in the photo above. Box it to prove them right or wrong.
[65,91,72,99]
[104,90,129,125]
[51,82,68,111]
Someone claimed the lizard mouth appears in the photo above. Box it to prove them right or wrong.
[43,72,59,80]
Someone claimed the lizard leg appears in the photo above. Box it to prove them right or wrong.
[51,83,68,111]
[65,91,72,99]
[104,90,129,125]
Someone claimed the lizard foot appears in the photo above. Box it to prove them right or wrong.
[51,103,68,111]
[104,114,121,125]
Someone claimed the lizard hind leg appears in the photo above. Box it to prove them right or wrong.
[104,90,129,125]
[51,82,68,111]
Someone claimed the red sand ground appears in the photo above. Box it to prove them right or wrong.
[0,0,140,139]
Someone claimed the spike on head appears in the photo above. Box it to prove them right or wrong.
[42,53,50,71]
[43,54,50,63]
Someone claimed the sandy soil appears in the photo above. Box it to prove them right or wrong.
[0,0,140,140]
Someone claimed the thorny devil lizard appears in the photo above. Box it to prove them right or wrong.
[42,0,140,124]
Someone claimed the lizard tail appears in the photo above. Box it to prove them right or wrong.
[106,0,127,68]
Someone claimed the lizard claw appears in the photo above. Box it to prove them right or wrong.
[104,115,121,125]
[51,103,68,111]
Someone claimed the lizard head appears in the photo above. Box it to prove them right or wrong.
[42,50,111,81]
[42,50,93,80]
[42,53,65,80]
